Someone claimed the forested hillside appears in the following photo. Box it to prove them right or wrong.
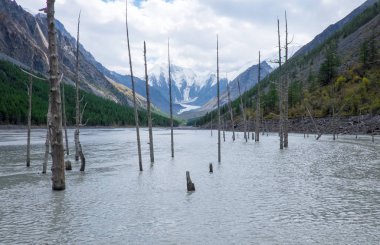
[191,1,380,128]
[0,61,177,127]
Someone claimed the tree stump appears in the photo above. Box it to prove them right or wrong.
[209,163,213,173]
[186,171,195,191]
[65,160,72,171]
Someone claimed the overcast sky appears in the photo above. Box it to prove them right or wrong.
[17,0,367,77]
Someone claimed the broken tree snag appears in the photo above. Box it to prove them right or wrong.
[126,0,143,170]
[144,41,154,163]
[65,160,72,171]
[47,0,65,190]
[217,35,221,163]
[186,171,195,191]
[209,163,213,173]
[168,39,174,158]
[79,143,86,171]
[284,11,290,148]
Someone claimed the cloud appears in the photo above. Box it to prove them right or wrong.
[16,0,367,77]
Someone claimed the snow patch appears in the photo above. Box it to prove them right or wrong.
[177,103,201,115]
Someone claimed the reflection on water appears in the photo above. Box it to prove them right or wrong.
[0,128,379,244]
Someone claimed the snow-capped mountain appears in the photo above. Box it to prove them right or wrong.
[147,64,228,115]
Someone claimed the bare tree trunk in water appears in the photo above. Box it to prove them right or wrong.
[284,11,289,148]
[255,51,261,142]
[223,118,226,142]
[237,79,247,142]
[217,35,221,163]
[144,41,154,163]
[42,124,50,174]
[227,82,235,141]
[277,18,284,150]
[74,12,81,162]
[47,0,65,190]
[26,60,33,167]
[126,0,142,171]
[74,11,86,171]
[61,83,69,155]
[168,39,174,158]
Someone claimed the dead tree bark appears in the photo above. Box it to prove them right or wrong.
[227,82,235,141]
[144,41,154,163]
[74,11,86,171]
[126,0,142,171]
[277,18,284,150]
[74,11,80,162]
[284,11,289,148]
[61,82,69,155]
[47,0,65,190]
[168,39,174,158]
[26,59,33,167]
[237,79,247,142]
[217,35,221,163]
[223,118,226,142]
[255,51,261,142]
[186,171,195,191]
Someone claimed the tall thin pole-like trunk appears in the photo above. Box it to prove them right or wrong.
[74,12,81,162]
[74,11,86,171]
[277,18,284,150]
[284,11,289,148]
[237,79,247,142]
[217,35,221,163]
[144,41,154,163]
[227,82,235,141]
[47,0,65,190]
[168,39,174,158]
[61,82,69,155]
[26,59,33,167]
[255,51,261,142]
[223,118,226,142]
[126,0,142,171]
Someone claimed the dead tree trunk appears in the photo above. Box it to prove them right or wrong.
[168,39,174,158]
[61,82,69,155]
[74,12,80,162]
[284,11,290,148]
[223,118,226,142]
[144,41,154,163]
[217,35,221,163]
[42,123,50,174]
[74,11,86,171]
[277,18,284,150]
[305,104,320,137]
[186,171,195,192]
[47,0,65,190]
[255,51,261,142]
[26,60,33,167]
[227,82,235,141]
[237,79,247,142]
[126,0,142,171]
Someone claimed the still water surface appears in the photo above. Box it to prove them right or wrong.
[0,128,379,244]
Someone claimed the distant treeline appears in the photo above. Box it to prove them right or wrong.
[0,60,177,127]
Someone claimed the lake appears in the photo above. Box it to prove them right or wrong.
[0,128,379,244]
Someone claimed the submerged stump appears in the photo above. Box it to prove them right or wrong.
[209,163,213,173]
[65,160,72,171]
[186,171,195,192]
